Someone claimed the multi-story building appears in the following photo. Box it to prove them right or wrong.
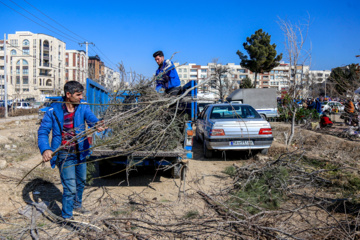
[65,50,87,85]
[308,70,331,84]
[0,31,66,101]
[103,66,120,89]
[175,62,312,91]
[88,55,105,85]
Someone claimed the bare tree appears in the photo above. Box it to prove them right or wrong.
[208,58,236,102]
[278,15,312,146]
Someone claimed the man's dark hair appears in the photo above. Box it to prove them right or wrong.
[153,51,164,58]
[64,81,84,95]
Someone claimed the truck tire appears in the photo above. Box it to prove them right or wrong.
[260,148,269,155]
[203,139,213,158]
[171,163,182,179]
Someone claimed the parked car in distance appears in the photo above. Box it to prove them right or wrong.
[321,101,344,113]
[196,103,273,158]
[13,101,33,109]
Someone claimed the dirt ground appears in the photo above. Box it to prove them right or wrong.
[0,116,359,239]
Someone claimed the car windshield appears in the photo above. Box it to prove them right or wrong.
[210,105,261,119]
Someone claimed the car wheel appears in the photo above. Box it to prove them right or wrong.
[203,139,213,158]
[260,148,269,155]
[260,114,267,121]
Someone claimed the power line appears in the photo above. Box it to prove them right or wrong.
[23,0,89,42]
[8,0,82,43]
[0,0,79,44]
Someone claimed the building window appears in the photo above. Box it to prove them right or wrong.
[0,47,3,51]
[46,79,52,86]
[11,49,17,55]
[10,39,18,47]
[239,75,247,79]
[23,39,30,46]
[0,66,3,70]
[16,76,20,84]
[237,69,245,73]
[190,69,197,73]
[178,74,182,78]
[16,67,20,74]
[317,73,323,77]
[201,69,207,73]
[178,68,182,73]
[190,75,197,78]
[263,76,269,79]
[183,69,187,72]
[183,74,187,78]
[211,68,215,72]
[23,68,29,74]
[200,75,206,78]
[22,48,30,55]
[23,88,29,92]
[23,76,29,85]
[23,59,28,65]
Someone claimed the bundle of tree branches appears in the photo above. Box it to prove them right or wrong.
[95,77,191,153]
[221,151,360,239]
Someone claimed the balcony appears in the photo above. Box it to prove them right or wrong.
[43,54,49,60]
[39,72,52,77]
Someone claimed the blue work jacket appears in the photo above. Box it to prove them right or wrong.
[38,98,99,168]
[155,59,180,91]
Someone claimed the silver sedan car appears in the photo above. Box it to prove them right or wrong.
[196,103,273,158]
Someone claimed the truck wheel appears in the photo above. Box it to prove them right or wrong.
[260,148,269,155]
[171,163,182,179]
[203,139,213,158]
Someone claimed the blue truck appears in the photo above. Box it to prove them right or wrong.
[89,79,198,179]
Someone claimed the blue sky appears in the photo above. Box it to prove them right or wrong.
[1,0,359,77]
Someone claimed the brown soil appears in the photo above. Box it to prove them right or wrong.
[0,119,359,238]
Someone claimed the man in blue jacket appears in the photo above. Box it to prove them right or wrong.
[153,51,181,95]
[38,81,106,220]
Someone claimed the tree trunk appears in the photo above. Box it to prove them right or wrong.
[254,72,258,88]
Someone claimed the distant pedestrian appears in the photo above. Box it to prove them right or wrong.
[315,99,322,114]
[153,51,181,95]
[320,113,333,128]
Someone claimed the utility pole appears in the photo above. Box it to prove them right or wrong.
[79,42,94,80]
[4,34,8,118]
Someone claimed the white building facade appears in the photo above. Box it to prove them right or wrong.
[65,50,87,85]
[174,62,312,91]
[0,31,66,101]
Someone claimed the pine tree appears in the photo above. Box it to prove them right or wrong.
[240,76,254,88]
[236,29,282,88]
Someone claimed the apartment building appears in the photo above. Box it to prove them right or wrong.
[88,55,105,85]
[174,62,311,91]
[308,70,331,84]
[65,50,87,85]
[0,31,66,100]
[103,66,120,89]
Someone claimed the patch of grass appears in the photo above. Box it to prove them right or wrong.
[230,166,289,214]
[183,210,199,219]
[223,166,236,177]
[37,222,46,227]
[160,199,170,203]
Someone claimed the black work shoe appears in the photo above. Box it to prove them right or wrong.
[73,207,91,216]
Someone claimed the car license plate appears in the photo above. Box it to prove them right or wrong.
[229,140,254,146]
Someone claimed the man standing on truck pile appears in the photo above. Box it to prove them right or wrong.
[153,50,181,95]
[38,81,106,221]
